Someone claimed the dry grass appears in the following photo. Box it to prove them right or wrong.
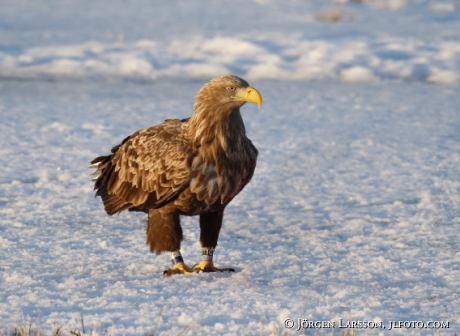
[268,324,357,336]
[0,322,120,336]
[0,309,201,336]
[0,314,97,336]
[0,322,63,336]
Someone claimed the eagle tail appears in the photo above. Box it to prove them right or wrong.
[90,153,132,215]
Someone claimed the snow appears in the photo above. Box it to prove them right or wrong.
[2,35,460,83]
[1,0,460,335]
[1,1,460,84]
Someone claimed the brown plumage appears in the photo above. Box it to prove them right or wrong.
[91,75,262,275]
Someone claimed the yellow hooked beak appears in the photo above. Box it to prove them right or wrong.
[232,86,262,108]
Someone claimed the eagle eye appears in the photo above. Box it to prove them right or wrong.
[227,86,236,92]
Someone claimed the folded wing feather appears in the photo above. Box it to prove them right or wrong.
[92,120,192,215]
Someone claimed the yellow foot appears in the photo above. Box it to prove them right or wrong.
[163,262,194,276]
[192,261,235,273]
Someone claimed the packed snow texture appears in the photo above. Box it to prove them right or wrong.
[1,0,460,335]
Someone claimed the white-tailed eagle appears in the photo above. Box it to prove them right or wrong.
[90,75,262,275]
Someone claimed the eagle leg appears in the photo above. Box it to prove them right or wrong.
[192,261,234,273]
[163,262,194,276]
[193,210,234,272]
[163,250,194,276]
[147,208,183,255]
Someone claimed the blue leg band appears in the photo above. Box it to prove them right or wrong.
[170,251,184,265]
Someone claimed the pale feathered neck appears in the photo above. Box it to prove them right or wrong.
[187,99,247,156]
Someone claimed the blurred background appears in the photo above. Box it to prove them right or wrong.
[1,0,459,83]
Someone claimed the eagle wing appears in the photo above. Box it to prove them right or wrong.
[91,119,192,215]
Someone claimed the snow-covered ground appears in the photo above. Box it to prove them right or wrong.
[1,0,460,84]
[1,1,460,335]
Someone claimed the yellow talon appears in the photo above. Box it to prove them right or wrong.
[163,262,194,276]
[192,261,235,273]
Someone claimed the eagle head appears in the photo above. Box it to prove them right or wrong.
[195,75,262,110]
